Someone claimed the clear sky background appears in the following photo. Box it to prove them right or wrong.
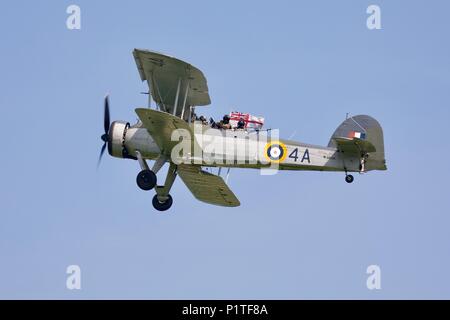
[1,0,449,299]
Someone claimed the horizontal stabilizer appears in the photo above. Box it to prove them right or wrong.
[332,137,376,155]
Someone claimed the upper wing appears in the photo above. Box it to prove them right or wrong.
[177,165,240,207]
[135,108,193,156]
[332,137,376,155]
[133,49,211,116]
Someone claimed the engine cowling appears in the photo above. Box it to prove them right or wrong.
[108,121,132,159]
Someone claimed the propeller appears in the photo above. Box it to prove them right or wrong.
[97,95,111,168]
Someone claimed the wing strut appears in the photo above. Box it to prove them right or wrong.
[180,81,190,120]
[152,73,167,112]
[172,77,181,116]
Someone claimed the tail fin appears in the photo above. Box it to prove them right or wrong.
[328,115,387,170]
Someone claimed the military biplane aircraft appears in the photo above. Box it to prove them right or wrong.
[98,49,387,211]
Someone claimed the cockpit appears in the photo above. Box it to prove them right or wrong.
[192,112,264,132]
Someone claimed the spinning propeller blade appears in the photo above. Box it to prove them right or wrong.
[104,95,110,134]
[98,95,111,168]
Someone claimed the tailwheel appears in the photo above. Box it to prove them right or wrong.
[345,174,354,184]
[136,169,157,191]
[152,194,173,211]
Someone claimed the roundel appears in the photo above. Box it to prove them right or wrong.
[264,141,287,162]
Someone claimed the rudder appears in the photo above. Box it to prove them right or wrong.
[328,115,387,170]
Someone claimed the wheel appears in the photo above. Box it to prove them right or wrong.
[152,194,173,211]
[345,174,354,183]
[136,169,157,190]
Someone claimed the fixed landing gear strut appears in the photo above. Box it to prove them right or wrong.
[152,163,177,211]
[134,151,175,211]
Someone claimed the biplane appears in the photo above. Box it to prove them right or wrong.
[98,49,387,211]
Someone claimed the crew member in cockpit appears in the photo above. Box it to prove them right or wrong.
[219,114,231,129]
[198,115,208,125]
[236,117,245,130]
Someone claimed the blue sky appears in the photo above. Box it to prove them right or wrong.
[1,0,449,299]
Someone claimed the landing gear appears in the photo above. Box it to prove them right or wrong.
[152,194,173,211]
[136,169,157,190]
[135,150,160,191]
[152,163,177,212]
[345,174,354,184]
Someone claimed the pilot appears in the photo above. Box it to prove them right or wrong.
[236,117,245,130]
[220,114,231,129]
[198,115,208,125]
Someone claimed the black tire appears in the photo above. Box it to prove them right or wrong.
[152,194,173,211]
[345,174,354,183]
[136,170,157,191]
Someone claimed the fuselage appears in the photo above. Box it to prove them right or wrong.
[109,120,361,173]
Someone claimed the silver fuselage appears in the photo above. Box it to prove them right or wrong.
[109,121,362,173]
